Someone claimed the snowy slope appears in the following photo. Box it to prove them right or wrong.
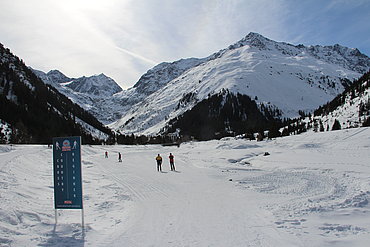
[1,128,370,246]
[98,58,208,125]
[111,33,369,135]
[317,81,369,130]
[290,71,370,134]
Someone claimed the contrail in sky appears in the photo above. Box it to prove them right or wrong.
[115,46,158,65]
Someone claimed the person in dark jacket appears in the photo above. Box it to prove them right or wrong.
[169,153,175,171]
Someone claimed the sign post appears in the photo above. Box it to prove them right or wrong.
[52,136,84,227]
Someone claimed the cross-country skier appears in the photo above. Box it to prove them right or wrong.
[156,154,162,172]
[118,152,122,162]
[169,153,175,171]
[105,151,108,158]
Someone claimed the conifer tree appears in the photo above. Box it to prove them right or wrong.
[332,119,341,131]
[319,120,325,132]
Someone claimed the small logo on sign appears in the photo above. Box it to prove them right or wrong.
[64,200,73,204]
[62,140,71,152]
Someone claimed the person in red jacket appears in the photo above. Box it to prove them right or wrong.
[169,153,175,171]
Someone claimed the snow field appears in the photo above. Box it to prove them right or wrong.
[0,128,370,246]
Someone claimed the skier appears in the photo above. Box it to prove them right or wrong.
[156,154,162,172]
[118,152,122,162]
[105,151,108,158]
[169,153,175,171]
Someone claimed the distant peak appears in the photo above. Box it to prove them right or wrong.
[245,32,267,40]
[229,32,271,50]
[91,73,108,79]
[46,69,71,84]
[47,69,65,76]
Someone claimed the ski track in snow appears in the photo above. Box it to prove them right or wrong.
[0,128,370,246]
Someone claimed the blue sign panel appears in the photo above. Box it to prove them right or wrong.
[53,136,83,209]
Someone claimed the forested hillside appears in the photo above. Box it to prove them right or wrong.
[0,43,113,144]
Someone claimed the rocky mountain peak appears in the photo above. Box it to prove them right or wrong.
[46,70,71,84]
[65,73,122,97]
[228,32,272,50]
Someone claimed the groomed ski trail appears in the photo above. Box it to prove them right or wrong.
[85,145,296,247]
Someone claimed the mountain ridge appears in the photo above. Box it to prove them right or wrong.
[33,69,122,97]
[33,32,370,139]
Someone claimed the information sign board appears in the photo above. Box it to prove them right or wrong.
[53,136,83,209]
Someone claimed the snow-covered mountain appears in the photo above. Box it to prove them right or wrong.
[110,32,370,137]
[34,70,122,97]
[33,33,369,138]
[33,69,123,124]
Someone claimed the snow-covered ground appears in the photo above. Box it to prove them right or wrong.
[1,128,370,246]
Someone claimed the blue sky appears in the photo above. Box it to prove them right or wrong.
[0,0,369,88]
